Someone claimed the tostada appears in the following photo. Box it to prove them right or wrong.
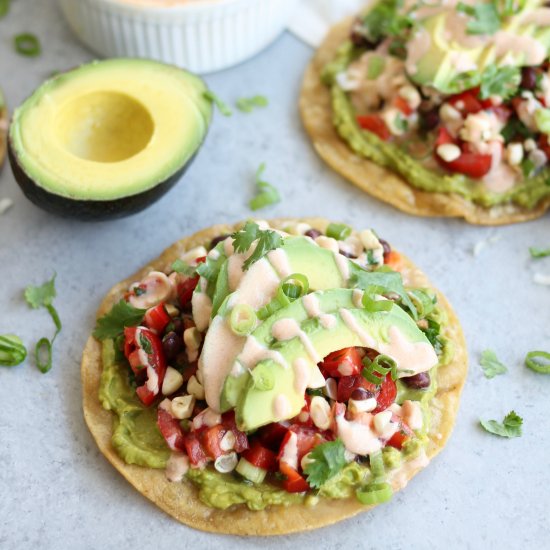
[82,218,467,535]
[301,1,550,224]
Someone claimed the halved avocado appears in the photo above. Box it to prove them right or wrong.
[8,59,212,220]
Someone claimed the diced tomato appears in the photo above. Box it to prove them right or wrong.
[157,407,186,452]
[242,442,278,471]
[124,326,167,406]
[280,462,310,493]
[291,396,313,426]
[221,411,249,453]
[337,375,378,403]
[356,114,391,141]
[386,419,414,450]
[200,424,226,460]
[448,88,483,115]
[258,422,290,451]
[435,128,492,179]
[372,374,397,414]
[144,303,171,334]
[278,425,324,471]
[393,95,413,116]
[177,276,199,307]
[320,347,363,378]
[183,432,208,467]
[384,250,404,271]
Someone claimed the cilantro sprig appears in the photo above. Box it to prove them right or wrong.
[93,300,146,340]
[303,439,347,489]
[479,349,508,379]
[203,90,232,117]
[480,411,523,438]
[249,163,281,211]
[231,221,283,271]
[361,0,414,43]
[24,274,61,373]
[457,2,500,35]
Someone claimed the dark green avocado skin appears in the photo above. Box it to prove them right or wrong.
[8,141,198,221]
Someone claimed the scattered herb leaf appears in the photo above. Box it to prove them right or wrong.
[93,300,146,340]
[480,349,508,379]
[303,439,347,489]
[236,95,268,113]
[479,65,521,100]
[24,274,56,309]
[457,2,500,35]
[480,410,523,438]
[249,163,281,211]
[231,221,283,271]
[361,0,414,43]
[529,247,550,259]
[203,90,232,116]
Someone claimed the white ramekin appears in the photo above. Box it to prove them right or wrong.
[58,0,295,74]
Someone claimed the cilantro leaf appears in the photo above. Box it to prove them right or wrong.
[303,439,347,489]
[480,411,523,438]
[479,65,520,100]
[529,247,550,259]
[249,163,281,211]
[362,0,413,43]
[231,221,283,271]
[480,349,508,379]
[236,95,268,113]
[93,300,146,340]
[501,117,534,143]
[203,90,232,117]
[24,274,57,309]
[457,2,500,35]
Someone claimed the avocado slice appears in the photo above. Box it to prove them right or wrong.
[233,293,437,431]
[0,88,6,169]
[8,59,212,220]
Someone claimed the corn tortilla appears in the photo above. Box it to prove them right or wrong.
[299,19,550,225]
[81,218,468,535]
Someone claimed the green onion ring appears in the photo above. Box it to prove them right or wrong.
[362,354,397,385]
[0,334,27,367]
[14,33,41,56]
[259,274,309,320]
[356,482,393,505]
[525,351,550,374]
[326,222,352,241]
[230,304,258,336]
[35,337,53,373]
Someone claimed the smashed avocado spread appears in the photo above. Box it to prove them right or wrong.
[96,220,453,511]
[324,1,550,208]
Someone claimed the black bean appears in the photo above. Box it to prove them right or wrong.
[402,372,431,389]
[210,233,230,250]
[521,67,537,91]
[305,229,322,240]
[171,318,183,334]
[379,238,391,258]
[351,388,376,401]
[350,18,378,49]
[162,331,183,361]
[339,248,357,259]
[419,108,440,132]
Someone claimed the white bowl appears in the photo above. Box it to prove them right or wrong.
[58,0,295,74]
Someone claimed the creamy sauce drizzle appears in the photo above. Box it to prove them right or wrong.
[336,413,382,455]
[191,292,212,332]
[333,252,350,281]
[271,318,321,364]
[273,394,292,422]
[268,248,291,278]
[238,336,288,370]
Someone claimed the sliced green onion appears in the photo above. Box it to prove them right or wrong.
[356,482,393,505]
[0,334,27,367]
[230,304,257,336]
[0,0,10,18]
[236,95,269,113]
[35,337,52,373]
[14,33,41,56]
[203,90,232,116]
[362,288,393,313]
[258,274,309,320]
[407,289,436,318]
[362,354,397,385]
[236,457,267,483]
[250,361,275,391]
[326,222,352,241]
[525,351,550,374]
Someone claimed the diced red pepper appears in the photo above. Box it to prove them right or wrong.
[258,422,290,451]
[447,89,483,115]
[356,114,391,141]
[241,442,278,471]
[337,374,378,403]
[183,432,208,467]
[279,462,310,493]
[386,418,414,450]
[320,347,363,378]
[157,407,186,452]
[372,374,397,414]
[392,95,413,116]
[144,303,171,334]
[124,326,167,406]
[200,424,226,460]
[177,276,199,308]
[538,134,550,159]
